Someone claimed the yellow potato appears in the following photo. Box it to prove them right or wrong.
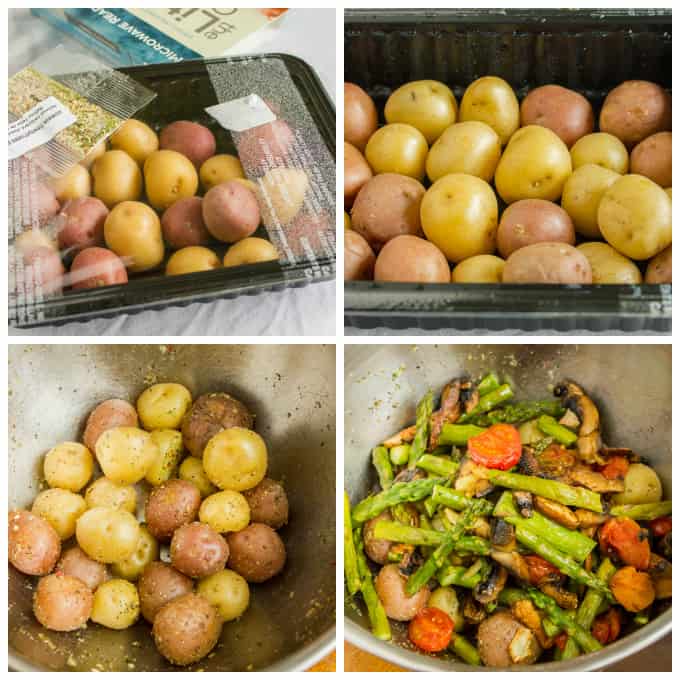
[166,246,221,276]
[14,229,58,255]
[178,457,218,498]
[110,119,159,165]
[200,154,245,191]
[144,149,198,211]
[598,174,672,260]
[364,123,428,181]
[203,427,268,491]
[84,477,137,513]
[344,212,351,230]
[32,488,87,540]
[43,441,93,492]
[459,76,520,145]
[51,164,91,202]
[452,254,505,283]
[197,569,250,622]
[91,579,140,629]
[105,201,164,273]
[385,80,457,144]
[232,177,258,194]
[570,132,629,174]
[199,490,250,533]
[561,164,620,239]
[420,173,498,263]
[95,426,158,484]
[76,507,140,563]
[92,150,142,207]
[258,168,308,226]
[577,242,642,284]
[426,121,501,183]
[137,382,192,430]
[665,187,672,199]
[111,525,159,581]
[495,125,572,204]
[223,238,278,267]
[145,429,184,486]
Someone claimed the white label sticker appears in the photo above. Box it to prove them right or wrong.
[205,94,276,132]
[8,97,77,160]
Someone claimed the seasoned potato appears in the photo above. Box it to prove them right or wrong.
[428,587,464,632]
[478,611,541,667]
[52,164,91,203]
[242,478,289,529]
[83,398,138,452]
[178,456,218,498]
[161,196,211,249]
[345,82,379,151]
[612,463,663,505]
[570,132,629,174]
[421,173,498,263]
[70,247,129,289]
[171,521,229,578]
[344,230,376,281]
[139,561,194,623]
[43,441,93,492]
[95,426,158,484]
[503,242,592,284]
[145,479,201,541]
[92,150,143,208]
[33,573,93,632]
[145,429,184,486]
[203,180,260,243]
[598,174,672,260]
[577,242,642,284]
[182,392,253,458]
[166,246,221,275]
[85,477,137,513]
[257,168,308,227]
[110,119,159,165]
[374,234,450,283]
[144,150,199,211]
[159,121,216,168]
[223,237,278,267]
[385,80,457,144]
[32,488,87,540]
[344,141,373,209]
[8,509,61,576]
[451,255,505,283]
[111,525,159,581]
[91,579,140,629]
[57,546,110,591]
[76,507,140,563]
[375,563,429,621]
[137,383,192,431]
[495,125,572,203]
[199,490,251,533]
[364,123,428,181]
[227,523,286,583]
[561,164,621,239]
[203,428,268,491]
[459,76,520,146]
[630,132,672,188]
[197,569,250,622]
[199,154,245,192]
[645,245,672,284]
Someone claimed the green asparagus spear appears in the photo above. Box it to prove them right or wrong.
[537,415,578,446]
[416,454,460,477]
[610,500,672,520]
[487,470,603,512]
[477,372,501,397]
[450,633,481,665]
[344,492,361,596]
[465,400,565,428]
[372,446,394,490]
[391,503,415,526]
[432,485,494,515]
[634,611,650,625]
[423,478,450,517]
[355,529,391,641]
[458,384,514,422]
[389,443,410,466]
[408,390,433,469]
[372,520,491,555]
[438,423,486,446]
[351,477,446,524]
[437,565,483,589]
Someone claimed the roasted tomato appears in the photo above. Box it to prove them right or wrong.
[599,517,651,570]
[467,424,522,470]
[408,606,454,652]
[525,555,562,585]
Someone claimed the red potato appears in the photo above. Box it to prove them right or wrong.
[70,247,128,289]
[630,132,672,188]
[159,121,216,168]
[242,478,289,529]
[227,523,286,583]
[344,82,379,152]
[14,229,58,258]
[236,119,296,166]
[520,84,594,147]
[57,197,109,253]
[375,564,429,621]
[645,245,672,284]
[170,522,229,578]
[161,196,212,249]
[138,561,194,623]
[362,511,393,565]
[8,509,61,576]
[145,479,201,541]
[83,398,138,452]
[29,182,61,227]
[503,242,592,284]
[57,546,110,591]
[202,181,260,243]
[344,230,376,281]
[33,573,93,632]
[344,142,373,209]
[374,235,450,283]
[22,246,65,295]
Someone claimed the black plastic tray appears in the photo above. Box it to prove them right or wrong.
[10,53,335,328]
[344,9,671,333]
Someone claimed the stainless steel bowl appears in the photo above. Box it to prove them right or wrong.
[345,343,671,671]
[9,344,336,672]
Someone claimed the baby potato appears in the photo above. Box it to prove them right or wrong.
[374,234,450,283]
[144,149,199,211]
[8,510,61,576]
[204,180,261,242]
[161,196,211,249]
[344,141,373,209]
[95,426,158,484]
[459,76,520,146]
[83,398,139,452]
[57,546,110,591]
[200,154,245,192]
[111,525,159,581]
[80,140,107,169]
[33,573,93,632]
[426,121,501,183]
[223,237,278,268]
[344,212,351,230]
[630,132,672,189]
[91,579,140,629]
[257,168,308,227]
[170,521,229,578]
[227,523,286,583]
[22,247,65,295]
[159,120,216,168]
[105,201,164,272]
[421,173,498,263]
[570,132,629,174]
[70,247,129,289]
[345,82,379,152]
[199,490,251,533]
[146,429,184,486]
[645,245,672,284]
[598,174,672,260]
[561,164,621,240]
[166,246,221,276]
[236,119,295,165]
[92,150,143,208]
[577,242,642,284]
[43,441,93,492]
[14,229,58,257]
[503,242,592,284]
[179,457,218,498]
[110,119,159,165]
[145,479,201,541]
[203,428,268,491]
[344,230,376,281]
[242,478,289,530]
[139,561,193,623]
[85,477,137,513]
[365,123,428,181]
[385,80,457,144]
[32,488,87,540]
[197,569,250,622]
[51,164,91,203]
[76,507,141,563]
[138,383,192,431]
[452,254,505,283]
[612,463,663,505]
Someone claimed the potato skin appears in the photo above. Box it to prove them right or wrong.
[161,197,211,249]
[452,254,505,283]
[344,230,376,281]
[83,398,139,452]
[181,392,253,458]
[57,197,109,252]
[344,82,378,152]
[92,150,143,208]
[166,246,221,276]
[171,521,229,578]
[70,247,129,289]
[8,509,61,576]
[630,132,672,188]
[138,561,193,623]
[110,119,159,165]
[478,611,540,667]
[497,199,575,258]
[52,164,91,203]
[223,237,278,267]
[344,142,373,210]
[152,593,223,666]
[365,124,428,181]
[242,478,289,530]
[145,479,201,541]
[577,242,642,284]
[57,546,110,591]
[202,181,260,243]
[645,245,672,284]
[503,242,592,284]
[144,150,199,211]
[33,573,93,632]
[236,119,295,165]
[375,564,429,621]
[227,523,286,583]
[351,173,425,249]
[362,511,393,565]
[199,154,244,192]
[159,121,216,168]
[374,235,450,283]
[22,247,65,295]
[570,132,629,174]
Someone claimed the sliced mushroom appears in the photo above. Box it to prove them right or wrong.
[460,380,480,414]
[430,379,462,449]
[569,465,625,494]
[491,550,531,582]
[538,581,578,610]
[601,447,639,462]
[382,424,416,448]
[517,447,541,476]
[474,563,508,604]
[392,468,426,485]
[463,592,487,624]
[554,381,604,465]
[511,599,554,649]
[574,508,608,528]
[533,496,580,530]
[490,518,516,549]
[648,553,672,599]
[559,409,580,429]
[513,491,534,518]
[455,456,493,497]
[659,532,672,559]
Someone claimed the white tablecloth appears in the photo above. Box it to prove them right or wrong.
[9,8,336,337]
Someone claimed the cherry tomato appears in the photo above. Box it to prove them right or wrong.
[599,456,629,480]
[467,424,521,470]
[408,607,454,652]
[599,517,650,570]
[649,516,672,537]
[525,555,562,585]
[554,632,568,651]
[591,608,622,645]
